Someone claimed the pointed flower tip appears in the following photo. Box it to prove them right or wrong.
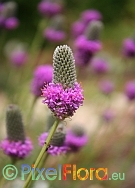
[53,45,77,88]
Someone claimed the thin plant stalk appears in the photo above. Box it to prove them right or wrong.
[23,118,60,188]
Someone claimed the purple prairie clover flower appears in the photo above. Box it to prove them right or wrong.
[75,36,102,66]
[122,38,135,58]
[38,124,69,155]
[81,9,102,24]
[31,65,53,97]
[1,138,33,159]
[42,45,84,120]
[125,81,135,100]
[91,57,110,74]
[65,126,88,152]
[71,20,86,38]
[44,27,65,42]
[38,0,62,17]
[102,109,115,122]
[0,104,33,159]
[43,15,66,42]
[10,49,28,67]
[42,83,83,119]
[4,17,19,29]
[99,80,114,95]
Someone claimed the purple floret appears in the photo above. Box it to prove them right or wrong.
[81,9,102,24]
[10,50,28,67]
[31,65,53,97]
[44,28,65,42]
[38,1,62,17]
[125,81,135,100]
[122,38,135,58]
[4,17,19,30]
[38,132,69,155]
[42,82,84,120]
[91,57,109,74]
[102,109,115,122]
[99,80,114,95]
[65,130,88,152]
[0,138,33,159]
[75,36,102,66]
[71,21,86,38]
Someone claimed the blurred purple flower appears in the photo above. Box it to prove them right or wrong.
[1,138,33,159]
[75,36,102,66]
[31,65,53,97]
[122,38,135,58]
[0,16,5,27]
[65,126,88,152]
[81,9,102,24]
[38,132,69,156]
[4,17,19,29]
[38,0,62,17]
[125,81,135,100]
[99,80,114,95]
[10,50,28,67]
[102,109,115,122]
[71,20,85,38]
[43,27,65,42]
[91,57,110,74]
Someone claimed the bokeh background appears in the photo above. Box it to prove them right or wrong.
[0,0,135,188]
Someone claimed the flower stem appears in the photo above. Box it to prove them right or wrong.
[23,118,60,188]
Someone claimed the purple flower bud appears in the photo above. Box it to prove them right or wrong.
[81,9,102,24]
[65,126,88,152]
[102,109,115,122]
[99,80,114,95]
[125,81,135,100]
[4,17,19,29]
[10,49,28,67]
[122,38,135,58]
[71,21,85,38]
[91,57,110,74]
[75,36,102,66]
[44,28,65,42]
[31,65,53,97]
[38,0,62,17]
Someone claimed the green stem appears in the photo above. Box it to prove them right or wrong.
[23,118,60,188]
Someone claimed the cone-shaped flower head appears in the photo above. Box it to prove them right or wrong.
[53,45,77,88]
[6,104,25,142]
[0,104,33,159]
[38,123,69,155]
[85,21,103,41]
[65,125,88,152]
[42,45,84,119]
